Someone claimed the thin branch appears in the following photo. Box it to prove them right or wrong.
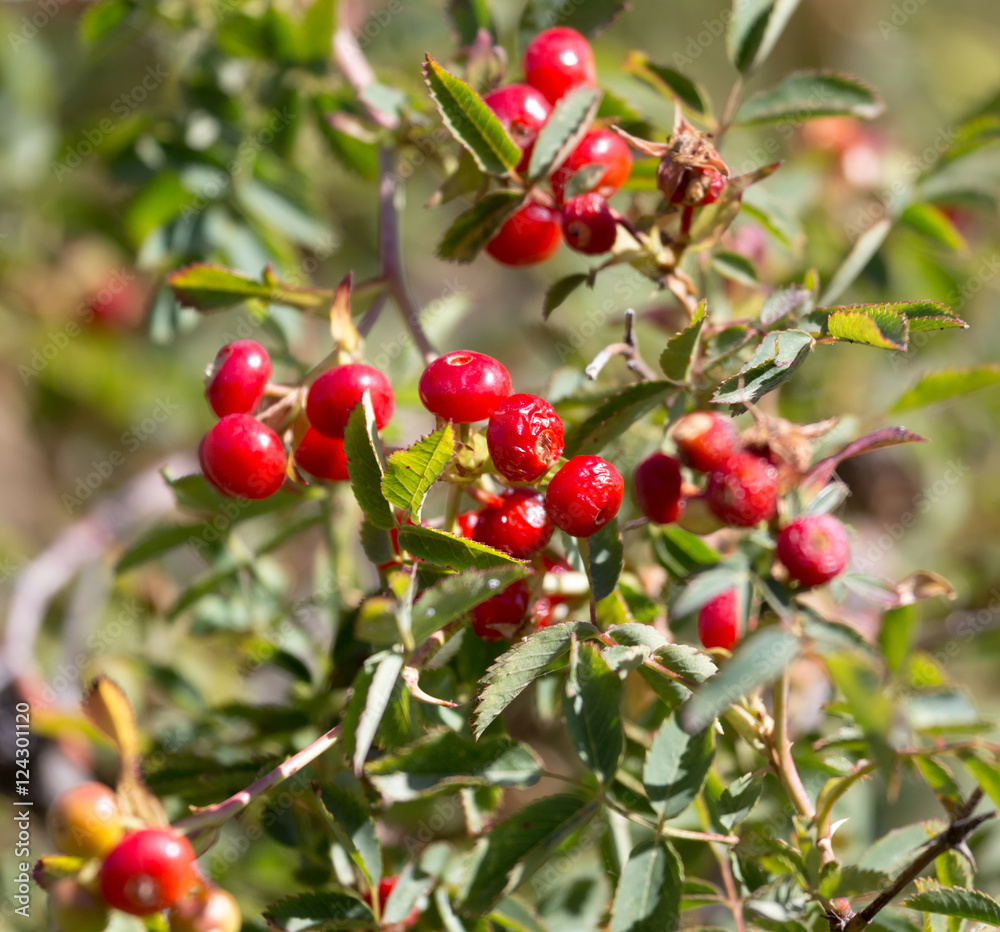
[584,308,659,381]
[332,1,399,130]
[837,790,995,932]
[378,148,437,363]
[174,724,342,834]
[771,670,816,820]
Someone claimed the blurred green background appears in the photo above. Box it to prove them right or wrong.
[1,0,999,927]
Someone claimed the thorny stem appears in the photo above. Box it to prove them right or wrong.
[584,309,659,382]
[378,148,437,363]
[174,724,342,833]
[836,789,995,932]
[770,670,816,821]
[814,761,878,863]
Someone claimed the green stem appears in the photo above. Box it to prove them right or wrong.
[772,670,815,820]
[578,536,597,626]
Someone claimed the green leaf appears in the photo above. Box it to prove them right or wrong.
[437,191,524,263]
[877,606,916,674]
[900,202,968,252]
[660,317,705,384]
[263,889,375,928]
[959,752,1000,808]
[588,521,623,603]
[818,218,892,305]
[460,794,598,915]
[299,0,337,62]
[890,365,1000,413]
[528,86,602,181]
[672,564,747,619]
[681,628,799,733]
[718,773,763,829]
[396,526,524,570]
[610,839,683,932]
[344,392,395,531]
[826,652,894,777]
[81,0,131,42]
[447,0,496,45]
[518,0,626,52]
[565,642,624,784]
[563,163,609,200]
[423,55,521,175]
[623,52,706,115]
[760,286,812,327]
[412,567,531,644]
[727,0,803,74]
[564,382,672,457]
[652,526,720,577]
[643,715,715,819]
[382,425,455,520]
[543,273,590,319]
[474,622,601,738]
[116,523,214,575]
[901,887,1000,926]
[735,70,883,125]
[827,307,908,351]
[352,650,405,774]
[712,330,812,405]
[712,251,759,286]
[317,778,382,889]
[365,731,542,801]
[166,263,331,311]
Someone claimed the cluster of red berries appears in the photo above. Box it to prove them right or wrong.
[482,27,633,265]
[198,339,395,499]
[42,782,239,931]
[631,411,851,652]
[417,350,623,641]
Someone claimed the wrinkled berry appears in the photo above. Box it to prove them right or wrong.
[487,393,565,483]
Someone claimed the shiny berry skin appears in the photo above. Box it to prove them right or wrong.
[294,428,349,482]
[776,513,850,588]
[419,350,512,423]
[307,364,393,439]
[561,194,617,254]
[200,414,287,500]
[48,878,109,932]
[205,340,271,417]
[633,453,683,524]
[545,455,624,538]
[457,510,480,538]
[472,579,531,641]
[47,782,124,859]
[474,488,554,559]
[705,452,778,527]
[671,411,740,472]
[483,84,552,172]
[99,828,198,916]
[697,590,739,651]
[550,129,633,202]
[365,875,420,929]
[169,886,242,932]
[486,202,562,266]
[523,27,597,104]
[487,393,565,483]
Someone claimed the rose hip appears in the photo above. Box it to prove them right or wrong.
[545,455,624,538]
[633,453,683,524]
[697,590,739,651]
[205,340,271,417]
[294,427,349,482]
[671,411,740,473]
[561,194,618,254]
[306,364,394,439]
[705,452,778,527]
[523,27,597,103]
[483,84,552,172]
[776,513,850,588]
[99,828,198,916]
[418,350,512,423]
[471,579,531,641]
[486,202,562,266]
[487,393,565,483]
[474,488,554,559]
[200,414,287,500]
[550,129,633,202]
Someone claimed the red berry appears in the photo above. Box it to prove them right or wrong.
[457,510,480,538]
[486,202,562,266]
[523,26,597,103]
[47,782,123,859]
[474,488,554,559]
[294,428,349,482]
[419,350,512,423]
[169,886,241,932]
[99,828,198,916]
[306,364,393,439]
[776,513,850,588]
[705,452,778,527]
[633,453,683,524]
[671,411,740,472]
[483,84,552,172]
[561,194,617,254]
[364,875,420,929]
[200,414,287,500]
[697,590,739,651]
[487,393,565,483]
[550,129,633,202]
[545,455,624,538]
[87,275,145,330]
[471,579,531,641]
[205,340,271,417]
